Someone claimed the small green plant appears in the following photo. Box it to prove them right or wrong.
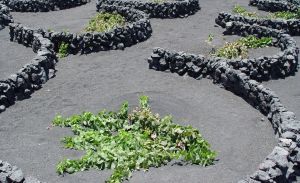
[58,42,69,58]
[52,96,216,183]
[205,34,214,44]
[152,0,165,3]
[233,5,258,17]
[233,4,300,20]
[84,12,126,33]
[213,41,248,59]
[269,9,300,19]
[212,35,272,59]
[239,35,273,48]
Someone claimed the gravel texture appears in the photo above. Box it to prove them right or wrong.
[0,0,294,182]
[0,28,35,79]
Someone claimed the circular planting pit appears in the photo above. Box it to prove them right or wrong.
[97,0,200,18]
[9,5,152,54]
[215,3,300,36]
[0,77,276,182]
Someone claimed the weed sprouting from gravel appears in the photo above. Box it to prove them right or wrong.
[52,96,216,183]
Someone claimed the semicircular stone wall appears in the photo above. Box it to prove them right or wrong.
[9,5,153,54]
[97,0,200,18]
[0,0,91,12]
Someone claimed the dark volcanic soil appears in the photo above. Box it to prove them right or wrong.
[0,28,36,79]
[263,37,300,117]
[0,0,294,183]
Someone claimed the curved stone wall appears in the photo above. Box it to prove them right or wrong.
[0,4,13,30]
[148,47,300,182]
[0,0,90,12]
[220,21,298,81]
[97,0,200,18]
[0,33,57,112]
[216,12,300,36]
[9,5,152,54]
[149,22,298,81]
[249,0,300,12]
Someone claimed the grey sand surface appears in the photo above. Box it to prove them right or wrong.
[0,0,285,182]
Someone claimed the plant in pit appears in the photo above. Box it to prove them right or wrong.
[212,35,272,59]
[269,9,300,19]
[58,41,69,58]
[233,5,258,17]
[52,96,216,183]
[152,0,166,4]
[233,4,300,20]
[84,12,126,33]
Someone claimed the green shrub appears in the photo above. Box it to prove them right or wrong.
[270,9,300,19]
[53,96,216,183]
[213,35,272,59]
[233,5,258,17]
[58,42,69,58]
[239,35,273,48]
[233,4,300,20]
[152,0,165,3]
[84,12,126,33]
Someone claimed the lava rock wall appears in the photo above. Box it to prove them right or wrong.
[0,4,13,30]
[0,0,90,12]
[9,5,152,54]
[97,0,200,18]
[0,32,57,112]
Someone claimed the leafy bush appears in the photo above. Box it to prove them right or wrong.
[270,9,300,19]
[53,96,216,183]
[213,41,248,59]
[239,36,273,48]
[58,42,69,58]
[84,12,126,33]
[233,5,258,17]
[152,0,165,3]
[213,35,272,59]
[233,4,300,20]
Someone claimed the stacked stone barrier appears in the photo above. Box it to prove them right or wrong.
[148,47,300,182]
[96,0,200,18]
[0,160,43,183]
[0,0,90,12]
[219,21,298,81]
[0,3,13,30]
[215,12,300,36]
[149,22,298,81]
[0,32,57,113]
[9,5,152,54]
[249,0,300,12]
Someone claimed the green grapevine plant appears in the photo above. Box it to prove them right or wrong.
[212,35,272,59]
[84,12,126,33]
[52,96,216,183]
